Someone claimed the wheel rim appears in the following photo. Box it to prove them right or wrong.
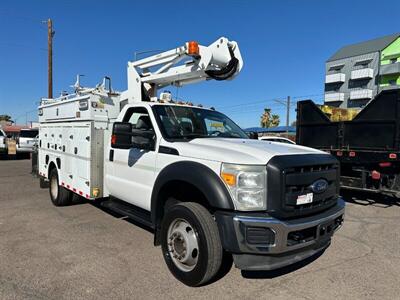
[167,218,199,272]
[50,174,58,200]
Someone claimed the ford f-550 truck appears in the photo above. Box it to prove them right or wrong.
[38,37,344,286]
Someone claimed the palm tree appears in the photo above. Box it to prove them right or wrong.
[260,108,280,128]
[260,108,272,128]
[271,114,280,127]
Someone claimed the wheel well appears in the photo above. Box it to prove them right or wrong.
[154,180,211,228]
[48,161,57,178]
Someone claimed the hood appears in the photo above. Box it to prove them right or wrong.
[165,138,325,165]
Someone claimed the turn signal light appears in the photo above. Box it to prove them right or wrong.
[221,172,236,186]
[111,134,117,145]
[349,151,356,157]
[187,41,199,56]
[389,153,397,159]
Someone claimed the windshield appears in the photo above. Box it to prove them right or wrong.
[153,105,248,140]
[20,130,38,138]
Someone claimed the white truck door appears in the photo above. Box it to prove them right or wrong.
[105,106,157,211]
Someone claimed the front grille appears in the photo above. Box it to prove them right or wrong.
[266,154,340,219]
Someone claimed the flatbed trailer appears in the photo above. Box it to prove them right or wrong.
[296,89,400,196]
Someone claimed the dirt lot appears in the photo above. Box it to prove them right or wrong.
[0,159,399,300]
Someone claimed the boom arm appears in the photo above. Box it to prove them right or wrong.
[124,37,243,103]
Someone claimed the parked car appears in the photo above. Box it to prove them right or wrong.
[259,136,296,144]
[17,128,39,153]
[0,129,7,153]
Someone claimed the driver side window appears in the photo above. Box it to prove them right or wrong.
[122,107,156,151]
[125,108,153,131]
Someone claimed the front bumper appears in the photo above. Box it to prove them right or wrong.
[215,198,345,271]
[16,146,34,153]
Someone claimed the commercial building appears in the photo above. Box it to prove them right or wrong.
[325,33,400,108]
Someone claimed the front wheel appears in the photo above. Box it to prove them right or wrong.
[160,202,223,286]
[49,168,72,206]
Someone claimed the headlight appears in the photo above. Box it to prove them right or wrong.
[220,163,266,211]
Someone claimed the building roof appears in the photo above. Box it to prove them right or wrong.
[244,126,296,133]
[3,125,29,133]
[327,33,400,62]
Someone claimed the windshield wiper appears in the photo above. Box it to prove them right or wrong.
[168,133,209,140]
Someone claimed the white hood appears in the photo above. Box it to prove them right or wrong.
[165,138,325,165]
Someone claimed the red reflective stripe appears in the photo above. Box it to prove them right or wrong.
[67,185,70,189]
[61,182,65,186]
[79,191,83,195]
[85,194,90,199]
[73,188,76,192]
[389,153,397,159]
[349,151,356,157]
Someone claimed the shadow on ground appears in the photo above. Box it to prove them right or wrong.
[341,189,400,208]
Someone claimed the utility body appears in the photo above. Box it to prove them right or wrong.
[38,37,344,286]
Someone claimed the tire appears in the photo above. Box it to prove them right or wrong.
[49,168,72,206]
[40,177,49,189]
[160,202,223,286]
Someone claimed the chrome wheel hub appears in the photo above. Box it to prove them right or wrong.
[50,175,58,199]
[167,218,199,272]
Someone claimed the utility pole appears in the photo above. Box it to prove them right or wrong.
[274,96,291,135]
[286,96,290,135]
[47,19,55,98]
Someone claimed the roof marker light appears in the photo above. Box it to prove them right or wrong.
[187,41,199,56]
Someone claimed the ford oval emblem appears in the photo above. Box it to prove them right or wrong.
[310,179,328,194]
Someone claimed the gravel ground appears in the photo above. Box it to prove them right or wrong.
[0,159,399,300]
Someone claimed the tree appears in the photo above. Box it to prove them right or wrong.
[0,115,12,122]
[260,108,280,128]
[271,114,280,127]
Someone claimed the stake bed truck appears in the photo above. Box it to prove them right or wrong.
[38,37,344,286]
[297,89,400,197]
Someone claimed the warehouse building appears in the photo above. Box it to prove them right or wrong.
[325,33,400,108]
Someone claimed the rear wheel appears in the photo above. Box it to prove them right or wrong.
[49,168,71,206]
[40,177,49,188]
[160,202,223,286]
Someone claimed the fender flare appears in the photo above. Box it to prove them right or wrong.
[150,161,234,225]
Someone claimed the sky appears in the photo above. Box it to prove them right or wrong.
[1,0,400,128]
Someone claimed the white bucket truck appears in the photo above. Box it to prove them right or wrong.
[38,37,344,286]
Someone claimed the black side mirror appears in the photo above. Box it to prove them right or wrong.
[112,122,133,149]
[248,131,259,140]
[132,129,155,150]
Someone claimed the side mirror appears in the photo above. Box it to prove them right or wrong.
[111,122,133,149]
[132,129,155,150]
[247,131,259,140]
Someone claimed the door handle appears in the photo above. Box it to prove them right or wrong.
[109,149,114,161]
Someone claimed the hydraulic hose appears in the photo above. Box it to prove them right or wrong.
[205,47,239,81]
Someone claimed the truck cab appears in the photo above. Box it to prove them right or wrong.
[38,37,344,286]
[105,100,344,285]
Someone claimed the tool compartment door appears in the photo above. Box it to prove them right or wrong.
[71,123,92,196]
